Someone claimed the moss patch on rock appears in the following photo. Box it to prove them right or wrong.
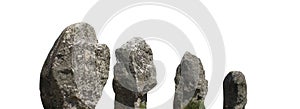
[184,100,205,109]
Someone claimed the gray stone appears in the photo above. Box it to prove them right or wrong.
[113,37,157,109]
[223,71,247,109]
[40,22,110,109]
[174,52,208,109]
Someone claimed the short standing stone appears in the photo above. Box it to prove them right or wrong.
[174,52,208,109]
[113,37,157,109]
[40,22,110,109]
[223,71,247,109]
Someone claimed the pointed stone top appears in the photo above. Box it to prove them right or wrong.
[174,51,208,109]
[182,51,202,63]
[180,51,204,75]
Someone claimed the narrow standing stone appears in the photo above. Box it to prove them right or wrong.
[223,71,247,109]
[40,22,110,109]
[113,37,157,109]
[174,52,208,109]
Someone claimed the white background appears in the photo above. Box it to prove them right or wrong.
[0,0,299,109]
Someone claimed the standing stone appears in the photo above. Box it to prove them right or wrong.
[223,71,247,109]
[174,52,208,109]
[40,22,110,109]
[113,37,157,109]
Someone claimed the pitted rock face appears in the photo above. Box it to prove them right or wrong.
[174,52,208,109]
[223,71,247,109]
[113,37,157,109]
[40,22,110,109]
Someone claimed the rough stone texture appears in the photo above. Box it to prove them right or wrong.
[174,52,208,109]
[223,71,247,109]
[40,22,110,109]
[113,37,157,109]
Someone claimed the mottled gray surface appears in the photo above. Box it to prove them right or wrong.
[174,52,208,109]
[223,71,247,109]
[113,37,157,109]
[40,22,110,109]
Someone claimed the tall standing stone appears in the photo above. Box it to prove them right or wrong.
[223,71,247,109]
[40,22,110,109]
[174,52,208,109]
[113,37,157,109]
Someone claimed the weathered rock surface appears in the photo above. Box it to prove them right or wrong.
[223,71,247,109]
[113,37,157,109]
[40,22,110,109]
[174,52,208,109]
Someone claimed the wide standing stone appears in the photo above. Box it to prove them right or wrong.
[113,37,157,109]
[174,52,208,109]
[223,71,247,109]
[40,23,110,109]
